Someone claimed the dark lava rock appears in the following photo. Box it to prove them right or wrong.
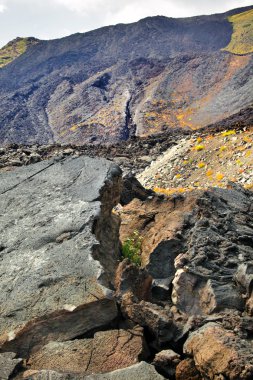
[120,173,155,205]
[0,156,122,356]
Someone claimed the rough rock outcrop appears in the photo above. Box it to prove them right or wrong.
[115,260,179,346]
[22,362,166,379]
[1,150,253,380]
[184,322,253,380]
[27,328,147,375]
[175,358,202,380]
[0,156,122,356]
[120,184,253,315]
[120,174,155,206]
[118,184,253,379]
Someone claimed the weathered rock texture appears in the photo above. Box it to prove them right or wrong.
[22,362,165,380]
[0,352,23,379]
[118,184,253,379]
[1,152,253,379]
[152,349,181,377]
[120,174,155,206]
[0,156,122,356]
[184,322,253,380]
[175,358,202,380]
[28,327,147,375]
[120,184,253,315]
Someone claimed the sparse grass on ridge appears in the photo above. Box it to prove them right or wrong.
[223,9,253,55]
[0,37,38,68]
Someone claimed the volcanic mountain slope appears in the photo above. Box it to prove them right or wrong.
[0,6,252,145]
[0,37,39,68]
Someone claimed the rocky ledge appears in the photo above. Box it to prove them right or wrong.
[0,156,252,379]
[119,182,253,379]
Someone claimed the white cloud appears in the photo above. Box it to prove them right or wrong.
[0,3,6,12]
[54,0,115,13]
[54,0,253,17]
[0,0,252,48]
[103,0,191,26]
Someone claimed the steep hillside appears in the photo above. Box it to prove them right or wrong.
[0,37,39,68]
[0,6,252,145]
[223,9,253,54]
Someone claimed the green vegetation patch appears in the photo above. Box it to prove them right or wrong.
[0,37,39,68]
[122,230,143,266]
[223,9,253,55]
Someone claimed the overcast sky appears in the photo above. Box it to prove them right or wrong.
[0,0,252,48]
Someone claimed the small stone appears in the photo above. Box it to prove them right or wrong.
[153,349,180,377]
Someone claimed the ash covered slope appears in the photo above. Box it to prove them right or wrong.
[0,6,252,145]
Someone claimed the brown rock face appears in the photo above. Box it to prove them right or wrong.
[120,195,187,275]
[184,323,253,380]
[117,184,253,380]
[115,259,152,303]
[246,293,253,315]
[115,259,178,345]
[119,185,253,315]
[27,328,147,375]
[175,358,202,380]
[22,362,166,380]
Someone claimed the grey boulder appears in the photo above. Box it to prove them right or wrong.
[0,156,122,356]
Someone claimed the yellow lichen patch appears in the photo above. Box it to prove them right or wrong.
[194,145,205,151]
[237,145,247,152]
[243,136,252,143]
[221,130,236,137]
[236,159,243,166]
[223,9,253,55]
[153,187,195,196]
[59,130,68,137]
[245,183,253,190]
[206,169,214,177]
[69,124,79,132]
[216,173,225,181]
[197,162,206,169]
